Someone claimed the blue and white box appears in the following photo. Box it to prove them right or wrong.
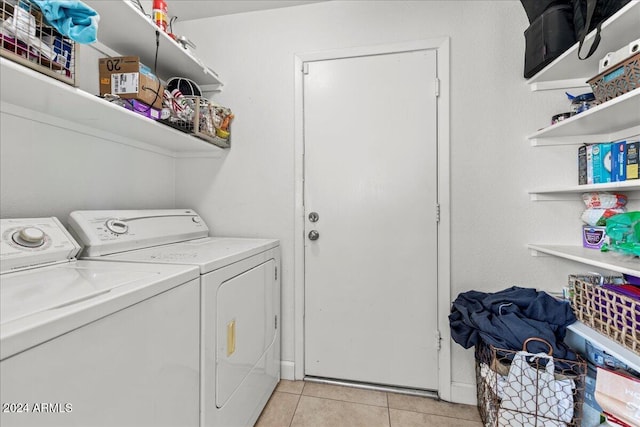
[611,141,627,182]
[592,143,612,184]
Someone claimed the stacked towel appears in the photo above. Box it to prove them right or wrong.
[29,0,99,44]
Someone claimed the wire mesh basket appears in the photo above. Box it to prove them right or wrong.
[159,96,231,149]
[475,338,586,427]
[0,0,76,85]
[569,274,640,354]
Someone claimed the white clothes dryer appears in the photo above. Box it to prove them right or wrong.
[0,217,201,427]
[68,209,281,427]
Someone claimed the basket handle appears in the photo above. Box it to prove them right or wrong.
[522,337,553,356]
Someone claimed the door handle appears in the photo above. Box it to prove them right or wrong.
[308,230,319,241]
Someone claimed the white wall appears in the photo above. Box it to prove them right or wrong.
[1,0,633,406]
[172,0,613,403]
[0,45,176,223]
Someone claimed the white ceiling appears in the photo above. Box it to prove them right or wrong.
[151,1,326,22]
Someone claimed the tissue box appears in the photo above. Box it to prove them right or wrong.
[595,367,640,427]
[611,141,627,182]
[123,99,161,120]
[592,143,612,184]
[99,56,164,109]
[583,225,607,249]
[585,364,603,413]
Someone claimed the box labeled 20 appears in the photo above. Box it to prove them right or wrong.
[99,56,164,109]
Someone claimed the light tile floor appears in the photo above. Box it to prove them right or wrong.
[255,380,483,427]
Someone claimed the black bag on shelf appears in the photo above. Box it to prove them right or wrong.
[520,0,570,23]
[523,3,576,78]
[572,0,631,60]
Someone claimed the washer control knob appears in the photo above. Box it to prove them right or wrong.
[13,227,46,247]
[192,216,201,223]
[105,219,129,235]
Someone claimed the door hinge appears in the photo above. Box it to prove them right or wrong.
[275,315,278,329]
[436,330,442,351]
[302,62,309,75]
[436,204,441,223]
[434,77,440,97]
[275,266,278,280]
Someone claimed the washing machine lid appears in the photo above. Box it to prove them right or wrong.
[93,237,280,274]
[1,217,81,274]
[0,260,199,360]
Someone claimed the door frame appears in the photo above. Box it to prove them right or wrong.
[293,37,451,400]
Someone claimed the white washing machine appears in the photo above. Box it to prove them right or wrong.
[0,217,201,427]
[67,209,281,427]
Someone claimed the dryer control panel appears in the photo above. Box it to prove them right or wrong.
[0,218,81,273]
[68,209,209,257]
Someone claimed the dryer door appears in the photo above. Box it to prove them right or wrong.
[214,259,276,408]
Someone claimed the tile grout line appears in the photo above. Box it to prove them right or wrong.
[278,390,305,396]
[287,381,307,427]
[386,392,391,427]
[300,394,390,409]
[390,407,483,424]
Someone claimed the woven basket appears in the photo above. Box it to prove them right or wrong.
[588,52,640,104]
[569,274,640,354]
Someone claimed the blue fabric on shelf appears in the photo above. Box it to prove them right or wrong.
[29,0,99,44]
[449,286,577,360]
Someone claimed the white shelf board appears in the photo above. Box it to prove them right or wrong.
[526,1,640,90]
[528,88,640,144]
[84,0,223,87]
[0,58,224,157]
[567,321,640,372]
[529,181,640,200]
[528,244,640,276]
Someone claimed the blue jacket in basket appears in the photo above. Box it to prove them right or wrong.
[449,286,577,360]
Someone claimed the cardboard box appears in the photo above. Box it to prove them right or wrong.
[99,56,164,109]
[611,141,627,182]
[579,145,588,185]
[583,225,607,249]
[592,143,612,184]
[587,144,594,184]
[627,141,639,180]
[123,99,161,120]
[595,367,640,427]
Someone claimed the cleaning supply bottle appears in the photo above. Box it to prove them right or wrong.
[152,0,168,33]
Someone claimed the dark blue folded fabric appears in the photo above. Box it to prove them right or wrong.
[449,286,577,360]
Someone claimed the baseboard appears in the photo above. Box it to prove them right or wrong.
[449,382,477,406]
[280,360,295,380]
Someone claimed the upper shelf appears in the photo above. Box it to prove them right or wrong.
[527,88,640,145]
[526,1,640,91]
[0,58,224,157]
[84,0,223,89]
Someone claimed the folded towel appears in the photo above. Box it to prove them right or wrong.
[29,0,99,44]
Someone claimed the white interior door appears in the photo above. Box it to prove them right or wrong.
[303,49,439,390]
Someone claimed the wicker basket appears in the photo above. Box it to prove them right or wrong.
[569,274,640,354]
[588,51,640,104]
[0,0,76,85]
[475,338,586,427]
